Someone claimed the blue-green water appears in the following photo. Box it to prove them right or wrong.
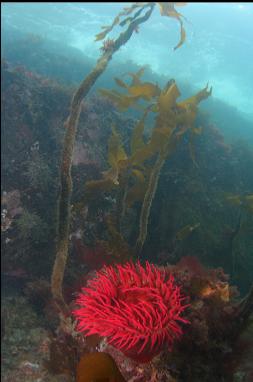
[2,2,253,142]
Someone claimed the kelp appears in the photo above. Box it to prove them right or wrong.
[99,88,141,111]
[130,108,149,153]
[51,3,156,317]
[187,126,203,167]
[97,214,133,263]
[226,193,253,214]
[95,3,150,41]
[85,125,128,196]
[50,0,190,339]
[224,193,253,274]
[157,2,187,50]
[99,72,160,111]
[135,149,166,253]
[107,125,128,183]
[175,223,200,241]
[86,68,212,253]
[95,3,188,51]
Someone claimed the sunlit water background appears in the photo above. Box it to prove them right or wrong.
[2,2,253,121]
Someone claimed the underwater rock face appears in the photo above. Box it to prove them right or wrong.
[73,261,189,362]
[1,294,53,382]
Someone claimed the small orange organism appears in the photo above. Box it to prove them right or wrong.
[76,352,126,382]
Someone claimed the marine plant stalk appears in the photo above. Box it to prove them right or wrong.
[135,136,175,255]
[51,4,155,315]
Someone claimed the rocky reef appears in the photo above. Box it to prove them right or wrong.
[1,6,253,379]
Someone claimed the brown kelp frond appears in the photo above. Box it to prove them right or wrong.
[86,72,212,257]
[99,88,141,111]
[100,74,210,123]
[174,20,186,50]
[85,177,117,198]
[135,150,166,254]
[85,126,129,198]
[88,76,212,223]
[175,223,200,241]
[114,77,129,89]
[98,214,133,263]
[99,67,161,111]
[134,82,211,253]
[188,126,203,167]
[179,83,212,107]
[130,108,150,154]
[172,84,212,127]
[95,3,152,41]
[127,81,161,100]
[157,2,188,50]
[125,66,146,86]
[96,3,188,51]
[51,3,155,316]
[106,125,129,186]
[157,81,181,114]
[126,166,151,208]
[108,125,128,169]
[226,193,253,214]
[245,194,253,213]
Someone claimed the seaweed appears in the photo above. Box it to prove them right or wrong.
[51,3,157,317]
[95,2,188,51]
[226,193,253,214]
[175,223,201,242]
[50,0,211,331]
[157,2,187,50]
[99,71,160,111]
[90,69,212,254]
[224,193,253,274]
